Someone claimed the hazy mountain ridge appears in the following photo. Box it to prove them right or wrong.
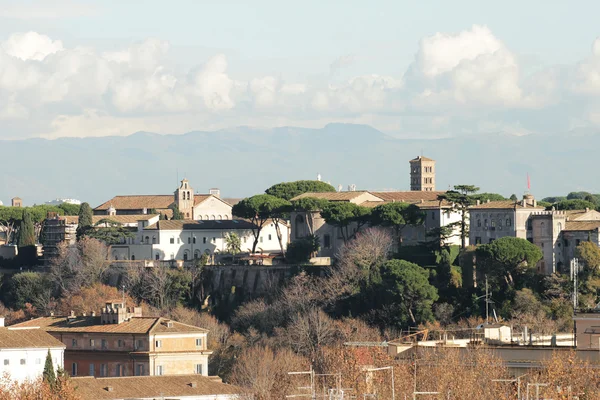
[1,123,599,206]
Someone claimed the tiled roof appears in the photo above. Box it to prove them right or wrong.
[11,316,207,335]
[60,215,159,225]
[145,219,257,231]
[291,191,374,202]
[470,200,543,210]
[71,375,239,399]
[0,327,65,349]
[563,221,600,231]
[193,195,212,206]
[359,198,452,209]
[409,156,435,162]
[223,198,243,207]
[95,195,174,211]
[371,191,444,202]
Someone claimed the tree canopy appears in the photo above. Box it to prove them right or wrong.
[169,204,184,220]
[320,202,370,242]
[470,193,506,203]
[576,241,600,271]
[17,209,36,247]
[370,202,424,245]
[232,194,290,253]
[378,259,439,326]
[265,180,336,201]
[86,219,135,245]
[476,237,543,286]
[437,185,479,248]
[552,199,596,210]
[77,202,93,239]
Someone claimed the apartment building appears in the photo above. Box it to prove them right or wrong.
[11,301,210,378]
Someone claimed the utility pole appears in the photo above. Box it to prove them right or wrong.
[485,276,489,324]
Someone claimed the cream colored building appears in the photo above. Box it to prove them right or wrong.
[11,301,211,378]
[290,189,460,258]
[94,179,232,221]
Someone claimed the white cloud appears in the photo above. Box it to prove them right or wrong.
[2,32,63,61]
[191,54,235,111]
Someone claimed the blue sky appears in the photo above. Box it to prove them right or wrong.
[1,0,600,139]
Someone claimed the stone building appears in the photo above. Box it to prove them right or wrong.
[470,195,600,275]
[410,156,436,191]
[11,300,211,378]
[11,197,22,207]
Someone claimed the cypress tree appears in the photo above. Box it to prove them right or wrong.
[17,209,35,247]
[43,349,56,386]
[77,202,93,239]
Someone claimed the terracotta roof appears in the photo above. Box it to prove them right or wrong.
[359,198,452,209]
[563,221,600,231]
[409,156,435,162]
[71,375,239,399]
[291,191,374,202]
[193,195,212,206]
[470,200,543,210]
[11,316,207,335]
[371,191,444,202]
[145,219,257,231]
[0,327,65,349]
[60,215,159,225]
[95,195,174,211]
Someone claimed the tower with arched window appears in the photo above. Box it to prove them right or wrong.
[174,179,195,220]
[409,156,436,191]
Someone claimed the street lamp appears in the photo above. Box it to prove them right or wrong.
[366,366,395,400]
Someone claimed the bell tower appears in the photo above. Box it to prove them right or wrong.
[409,156,436,191]
[174,179,194,219]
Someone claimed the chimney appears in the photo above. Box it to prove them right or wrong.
[586,207,590,212]
[476,200,481,206]
[533,199,537,208]
[70,310,75,317]
[91,311,96,317]
[105,386,114,392]
[189,382,197,388]
[486,199,490,203]
[50,312,54,317]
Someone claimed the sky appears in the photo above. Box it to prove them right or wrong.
[2,0,600,140]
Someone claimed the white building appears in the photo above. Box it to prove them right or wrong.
[110,219,289,261]
[0,320,65,384]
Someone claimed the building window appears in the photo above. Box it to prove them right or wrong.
[186,212,190,218]
[136,364,144,376]
[72,363,78,376]
[198,215,202,220]
[177,238,180,244]
[20,359,26,365]
[170,237,175,244]
[89,364,95,376]
[506,218,511,227]
[155,340,162,348]
[170,253,175,260]
[498,219,502,227]
[196,338,202,347]
[194,250,200,259]
[152,236,156,244]
[116,364,123,377]
[156,365,164,376]
[484,219,488,227]
[188,237,191,244]
[203,237,207,244]
[118,339,123,348]
[195,364,203,375]
[489,238,495,243]
[324,234,331,249]
[131,255,135,261]
[155,253,160,260]
[72,339,78,347]
[475,237,482,245]
[491,220,495,228]
[576,239,581,246]
[184,252,188,261]
[212,237,216,243]
[243,237,247,243]
[564,240,569,247]
[260,237,263,243]
[90,339,95,348]
[3,360,8,366]
[193,236,196,244]
[268,234,272,240]
[36,358,41,365]
[100,364,107,377]
[145,236,149,244]
[477,219,481,227]
[101,339,107,349]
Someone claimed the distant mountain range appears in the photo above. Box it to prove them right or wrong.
[1,123,598,207]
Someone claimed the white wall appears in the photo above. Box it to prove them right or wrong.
[111,222,288,261]
[0,347,64,384]
[193,198,232,221]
